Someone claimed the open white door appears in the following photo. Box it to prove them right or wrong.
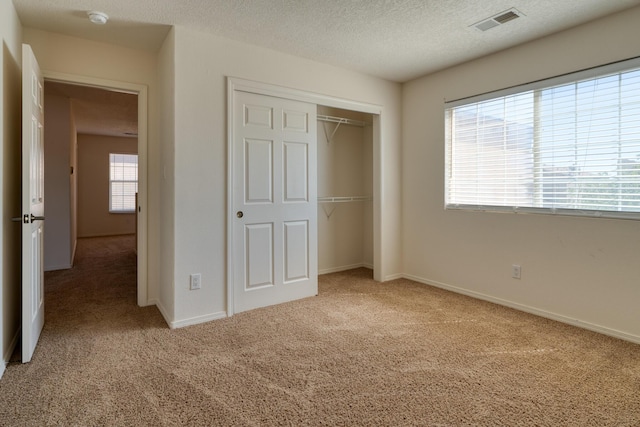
[21,44,45,363]
[233,90,317,313]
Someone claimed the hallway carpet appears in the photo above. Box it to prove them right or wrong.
[0,235,639,426]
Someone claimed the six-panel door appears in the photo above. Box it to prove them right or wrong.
[233,91,317,313]
[21,44,45,363]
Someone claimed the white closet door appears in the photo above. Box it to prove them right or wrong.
[232,90,317,313]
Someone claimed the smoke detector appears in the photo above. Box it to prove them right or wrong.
[472,8,523,31]
[87,11,109,25]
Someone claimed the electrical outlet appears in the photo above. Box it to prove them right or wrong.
[190,273,201,290]
[512,264,521,280]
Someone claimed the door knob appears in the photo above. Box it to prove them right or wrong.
[11,214,45,223]
[236,211,244,218]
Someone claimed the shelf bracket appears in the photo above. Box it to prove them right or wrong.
[321,119,344,144]
[322,204,337,219]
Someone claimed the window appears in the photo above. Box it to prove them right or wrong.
[109,153,138,213]
[445,58,640,220]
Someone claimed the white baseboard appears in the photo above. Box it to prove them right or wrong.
[403,274,640,345]
[171,311,227,329]
[318,263,407,283]
[319,263,372,275]
[384,273,404,281]
[154,299,173,329]
[2,326,21,376]
[141,298,157,308]
[154,297,227,330]
[71,239,77,266]
[78,232,136,238]
[154,300,227,329]
[6,327,20,361]
[44,263,73,272]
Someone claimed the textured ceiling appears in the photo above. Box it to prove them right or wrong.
[13,0,640,83]
[15,0,640,137]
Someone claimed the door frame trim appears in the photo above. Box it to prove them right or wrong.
[226,77,383,317]
[42,70,149,307]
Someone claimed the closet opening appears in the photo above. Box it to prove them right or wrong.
[317,106,374,277]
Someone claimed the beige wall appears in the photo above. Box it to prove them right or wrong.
[156,28,175,320]
[23,28,161,303]
[43,91,73,270]
[402,6,640,342]
[70,112,78,264]
[0,1,22,376]
[77,134,137,237]
[170,27,403,325]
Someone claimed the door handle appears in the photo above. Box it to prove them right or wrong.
[236,211,244,218]
[11,214,45,223]
[30,214,45,222]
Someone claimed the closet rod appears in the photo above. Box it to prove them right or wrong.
[317,114,369,128]
[318,196,373,203]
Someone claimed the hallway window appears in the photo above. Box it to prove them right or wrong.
[109,153,138,213]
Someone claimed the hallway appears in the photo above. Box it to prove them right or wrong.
[24,234,161,361]
[45,235,143,324]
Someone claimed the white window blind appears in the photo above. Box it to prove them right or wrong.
[109,153,138,213]
[445,58,640,220]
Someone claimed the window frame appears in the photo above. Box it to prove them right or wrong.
[444,56,640,221]
[109,153,138,214]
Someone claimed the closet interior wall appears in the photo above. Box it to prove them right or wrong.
[317,106,373,274]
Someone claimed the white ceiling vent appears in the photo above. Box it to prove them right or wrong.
[472,8,523,32]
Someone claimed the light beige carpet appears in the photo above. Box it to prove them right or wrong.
[0,235,639,426]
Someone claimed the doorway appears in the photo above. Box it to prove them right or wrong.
[44,72,148,306]
[317,106,374,275]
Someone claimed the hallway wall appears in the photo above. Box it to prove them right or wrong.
[0,0,23,377]
[77,134,137,238]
